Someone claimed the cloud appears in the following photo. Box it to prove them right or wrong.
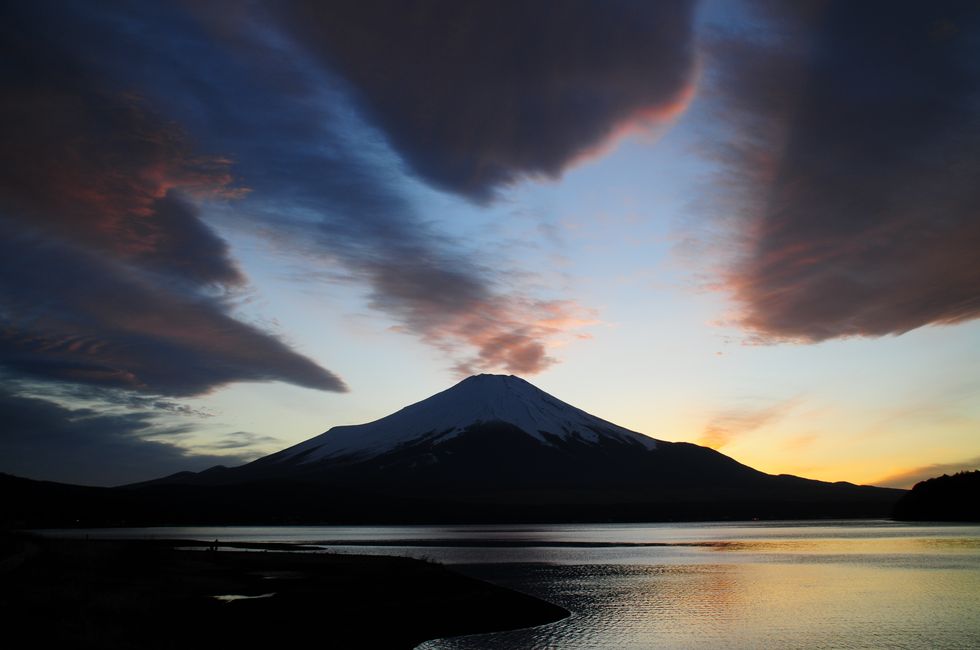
[0,3,346,396]
[0,221,345,395]
[697,397,800,449]
[136,2,599,376]
[269,0,698,201]
[1,9,245,289]
[873,456,980,489]
[202,430,282,451]
[10,381,217,418]
[245,175,598,375]
[0,388,252,486]
[443,299,599,376]
[707,1,980,342]
[3,0,612,407]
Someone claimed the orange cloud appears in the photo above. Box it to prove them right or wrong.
[697,397,801,450]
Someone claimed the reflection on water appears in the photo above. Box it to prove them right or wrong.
[212,592,275,602]
[422,560,980,649]
[37,521,980,649]
[414,523,980,649]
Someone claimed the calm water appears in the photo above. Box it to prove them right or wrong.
[39,521,980,648]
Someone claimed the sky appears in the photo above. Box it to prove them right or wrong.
[1,0,978,488]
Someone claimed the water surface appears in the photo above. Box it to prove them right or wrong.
[39,521,980,648]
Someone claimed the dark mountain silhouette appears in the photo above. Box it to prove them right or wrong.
[892,471,980,522]
[4,375,903,526]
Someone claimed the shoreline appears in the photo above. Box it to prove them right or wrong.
[0,533,568,649]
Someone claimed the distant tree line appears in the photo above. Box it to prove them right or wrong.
[893,471,980,522]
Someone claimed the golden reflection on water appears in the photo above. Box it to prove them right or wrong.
[698,536,980,555]
[422,533,980,650]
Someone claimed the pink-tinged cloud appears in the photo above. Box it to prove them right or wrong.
[362,248,598,375]
[1,85,245,288]
[3,0,607,396]
[568,75,699,170]
[270,0,698,201]
[0,222,346,395]
[443,299,599,376]
[705,2,980,342]
[0,17,347,396]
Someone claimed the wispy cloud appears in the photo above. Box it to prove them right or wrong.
[199,430,282,453]
[873,457,980,489]
[697,397,801,450]
[0,387,252,486]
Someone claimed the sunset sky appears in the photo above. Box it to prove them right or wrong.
[2,0,978,488]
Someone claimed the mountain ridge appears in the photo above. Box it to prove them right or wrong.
[1,376,906,525]
[116,374,904,523]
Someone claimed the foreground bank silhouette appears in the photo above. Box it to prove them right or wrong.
[0,533,567,649]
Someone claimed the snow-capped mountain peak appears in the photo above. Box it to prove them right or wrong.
[271,374,658,464]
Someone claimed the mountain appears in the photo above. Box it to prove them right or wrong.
[268,373,658,462]
[127,374,903,523]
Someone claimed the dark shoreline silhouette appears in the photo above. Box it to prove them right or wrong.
[0,532,568,649]
[893,471,980,522]
[1,471,903,529]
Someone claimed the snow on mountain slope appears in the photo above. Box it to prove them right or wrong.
[271,374,659,464]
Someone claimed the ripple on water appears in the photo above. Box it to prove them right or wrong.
[420,556,980,650]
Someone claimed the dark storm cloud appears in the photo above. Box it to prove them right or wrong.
[270,0,698,201]
[0,3,346,395]
[710,1,980,341]
[0,388,250,486]
[0,221,346,395]
[0,6,245,289]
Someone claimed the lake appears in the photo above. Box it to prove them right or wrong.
[39,520,980,649]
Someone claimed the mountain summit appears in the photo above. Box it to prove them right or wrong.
[269,374,657,465]
[137,374,903,523]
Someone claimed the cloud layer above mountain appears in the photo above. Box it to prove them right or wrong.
[0,4,346,396]
[271,0,697,201]
[3,1,691,397]
[710,0,980,342]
